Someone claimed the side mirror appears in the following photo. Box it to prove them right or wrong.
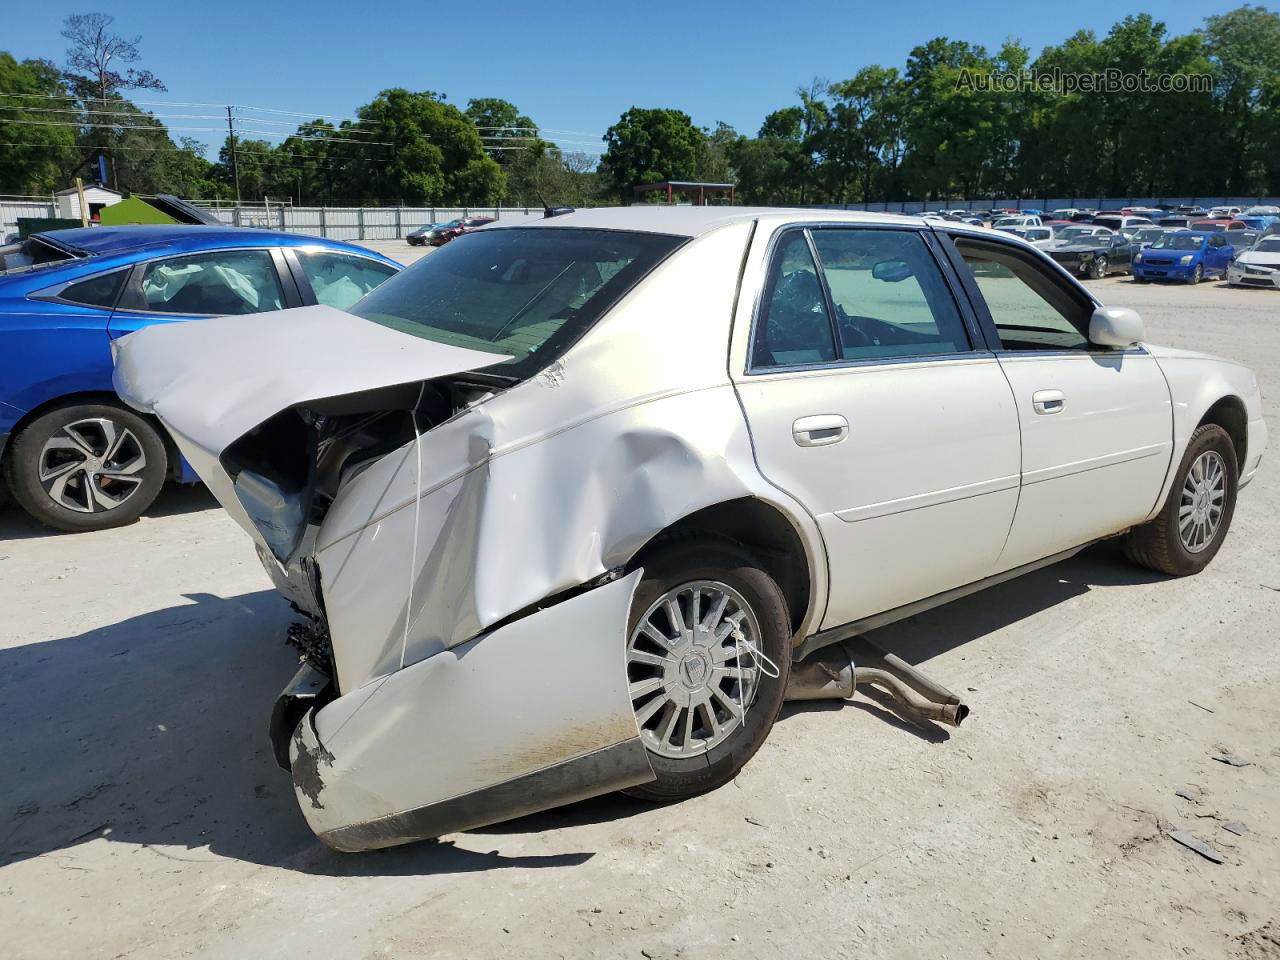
[1089,306,1145,348]
[872,259,912,283]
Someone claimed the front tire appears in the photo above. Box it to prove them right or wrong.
[622,541,791,803]
[5,401,168,532]
[1090,257,1107,279]
[1187,264,1203,285]
[1123,424,1238,576]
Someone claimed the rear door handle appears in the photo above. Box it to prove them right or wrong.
[1032,389,1066,415]
[793,414,849,446]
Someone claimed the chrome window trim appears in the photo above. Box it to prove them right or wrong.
[744,222,979,377]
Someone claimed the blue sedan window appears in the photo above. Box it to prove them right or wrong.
[138,251,284,315]
[60,270,128,308]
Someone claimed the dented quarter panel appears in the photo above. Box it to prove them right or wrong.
[288,572,653,849]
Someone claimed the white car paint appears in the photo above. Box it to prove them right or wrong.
[1226,237,1280,288]
[114,206,1268,851]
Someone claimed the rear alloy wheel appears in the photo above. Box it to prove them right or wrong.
[1124,424,1238,576]
[622,542,791,803]
[6,401,168,532]
[1090,256,1107,279]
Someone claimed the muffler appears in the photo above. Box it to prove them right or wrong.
[784,638,969,727]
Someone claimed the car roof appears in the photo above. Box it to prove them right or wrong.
[35,225,389,260]
[494,205,926,238]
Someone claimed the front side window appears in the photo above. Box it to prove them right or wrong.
[351,227,683,379]
[137,251,284,315]
[953,237,1092,351]
[296,251,397,310]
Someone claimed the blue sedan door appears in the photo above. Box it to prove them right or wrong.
[1206,235,1233,275]
[107,248,299,338]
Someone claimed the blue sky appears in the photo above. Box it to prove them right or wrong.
[4,1,1266,157]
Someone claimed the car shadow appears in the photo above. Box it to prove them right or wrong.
[0,589,594,876]
[0,541,1161,866]
[0,483,219,541]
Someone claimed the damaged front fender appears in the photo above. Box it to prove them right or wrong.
[287,571,654,852]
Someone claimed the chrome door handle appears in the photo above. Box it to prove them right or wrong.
[793,414,849,446]
[1032,389,1066,415]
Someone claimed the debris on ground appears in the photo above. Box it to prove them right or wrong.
[1213,752,1250,767]
[1167,830,1224,864]
[1222,821,1249,837]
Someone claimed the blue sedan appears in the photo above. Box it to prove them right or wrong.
[1132,230,1237,285]
[0,226,400,531]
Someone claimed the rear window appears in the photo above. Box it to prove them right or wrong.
[350,227,685,379]
[0,236,79,275]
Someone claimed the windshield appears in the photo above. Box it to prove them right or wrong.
[1057,227,1097,240]
[350,227,685,378]
[993,218,1025,228]
[1134,229,1164,243]
[1152,234,1205,251]
[1254,238,1280,254]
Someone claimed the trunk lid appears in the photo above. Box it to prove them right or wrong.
[113,304,508,566]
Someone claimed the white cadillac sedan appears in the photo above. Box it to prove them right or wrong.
[114,208,1267,852]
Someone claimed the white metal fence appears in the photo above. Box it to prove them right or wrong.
[198,204,547,240]
[1,197,57,236]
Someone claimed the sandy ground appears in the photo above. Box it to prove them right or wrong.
[1,273,1278,960]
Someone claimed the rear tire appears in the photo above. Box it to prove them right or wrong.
[1123,424,1237,576]
[622,541,791,803]
[5,401,168,532]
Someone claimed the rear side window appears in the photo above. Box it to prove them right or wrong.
[753,232,835,367]
[136,251,284,315]
[60,269,128,308]
[296,252,397,310]
[752,227,969,369]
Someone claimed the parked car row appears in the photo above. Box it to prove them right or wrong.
[405,216,497,246]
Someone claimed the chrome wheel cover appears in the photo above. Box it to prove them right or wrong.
[37,417,148,513]
[1179,450,1226,554]
[626,580,763,758]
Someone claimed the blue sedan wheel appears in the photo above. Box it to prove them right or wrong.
[5,401,168,532]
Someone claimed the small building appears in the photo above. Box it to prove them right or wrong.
[632,181,736,206]
[53,182,123,222]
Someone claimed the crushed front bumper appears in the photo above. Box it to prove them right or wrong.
[282,572,655,852]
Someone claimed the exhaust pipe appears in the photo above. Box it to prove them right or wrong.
[784,639,969,727]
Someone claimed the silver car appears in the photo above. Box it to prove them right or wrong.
[114,208,1266,851]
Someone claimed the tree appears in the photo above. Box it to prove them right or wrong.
[0,54,77,194]
[60,12,164,105]
[598,107,706,199]
[341,89,504,204]
[1203,5,1280,192]
[465,97,548,165]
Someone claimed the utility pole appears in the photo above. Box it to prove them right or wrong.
[226,105,241,203]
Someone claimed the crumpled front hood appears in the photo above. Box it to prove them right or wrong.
[113,304,508,456]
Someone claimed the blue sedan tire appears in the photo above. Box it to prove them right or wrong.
[5,400,168,532]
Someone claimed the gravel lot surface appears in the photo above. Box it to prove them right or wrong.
[1,272,1277,960]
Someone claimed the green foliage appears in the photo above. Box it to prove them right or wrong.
[0,54,76,194]
[598,107,707,199]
